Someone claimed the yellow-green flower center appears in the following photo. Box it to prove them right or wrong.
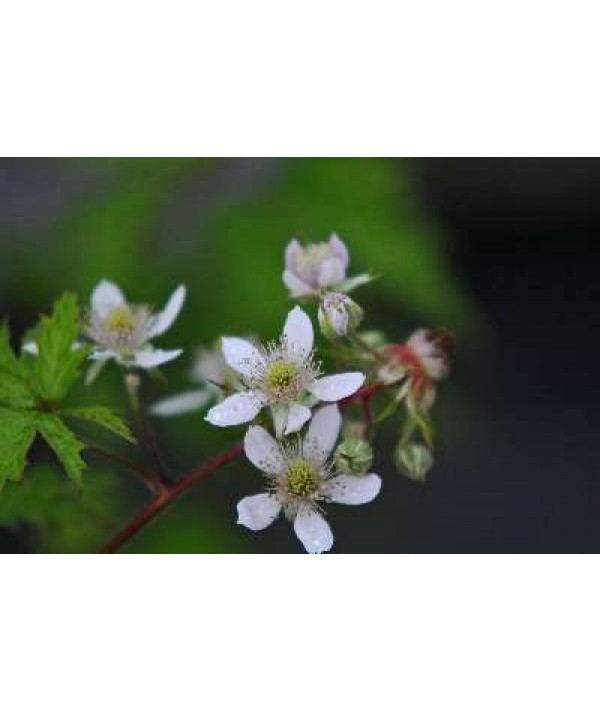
[286,459,319,497]
[104,306,136,333]
[265,360,298,394]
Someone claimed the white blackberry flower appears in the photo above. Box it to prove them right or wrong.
[83,280,185,382]
[205,307,365,436]
[237,405,382,553]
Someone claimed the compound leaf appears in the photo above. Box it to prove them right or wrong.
[62,406,135,444]
[36,414,86,487]
[0,408,38,488]
[31,293,87,403]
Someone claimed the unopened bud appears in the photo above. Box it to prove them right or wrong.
[318,292,363,339]
[395,442,434,483]
[335,438,374,475]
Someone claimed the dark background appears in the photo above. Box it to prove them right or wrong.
[0,158,598,553]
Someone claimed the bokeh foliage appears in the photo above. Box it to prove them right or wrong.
[0,158,476,553]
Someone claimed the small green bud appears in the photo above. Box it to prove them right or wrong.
[395,442,434,483]
[318,292,363,339]
[334,437,374,475]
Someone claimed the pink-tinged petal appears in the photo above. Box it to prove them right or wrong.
[133,349,182,369]
[304,405,341,462]
[285,238,304,270]
[293,506,334,554]
[285,404,312,435]
[329,233,349,270]
[316,257,346,288]
[309,372,365,402]
[282,306,313,357]
[91,280,126,318]
[237,493,281,531]
[244,426,285,475]
[323,473,382,505]
[150,389,212,417]
[283,270,314,297]
[147,285,186,338]
[406,329,432,359]
[221,337,264,379]
[205,392,263,427]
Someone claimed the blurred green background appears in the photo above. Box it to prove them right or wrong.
[0,158,479,553]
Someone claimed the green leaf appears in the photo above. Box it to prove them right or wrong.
[62,406,135,444]
[31,292,87,403]
[0,408,38,487]
[36,414,86,487]
[0,465,124,553]
[0,370,37,408]
[0,322,25,375]
[0,324,36,408]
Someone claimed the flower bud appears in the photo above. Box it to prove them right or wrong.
[334,437,374,475]
[395,442,434,483]
[318,292,363,339]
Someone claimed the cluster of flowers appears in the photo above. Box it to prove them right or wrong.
[27,234,453,553]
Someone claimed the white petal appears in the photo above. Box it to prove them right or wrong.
[237,493,281,531]
[147,285,186,338]
[309,372,365,402]
[221,337,264,379]
[84,358,109,385]
[22,342,39,355]
[150,389,212,417]
[133,348,182,369]
[323,473,382,505]
[192,348,227,384]
[283,269,314,297]
[271,403,289,439]
[88,349,117,361]
[329,233,350,270]
[293,506,334,554]
[91,280,126,318]
[285,238,303,270]
[244,426,285,474]
[282,306,313,357]
[206,392,263,427]
[285,404,312,435]
[304,404,341,461]
[316,257,346,288]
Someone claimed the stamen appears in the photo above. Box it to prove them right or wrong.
[103,306,136,333]
[265,360,298,395]
[286,459,319,497]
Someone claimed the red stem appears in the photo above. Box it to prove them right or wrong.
[98,443,243,553]
[98,382,388,554]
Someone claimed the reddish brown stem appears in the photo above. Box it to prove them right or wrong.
[98,381,390,554]
[98,443,243,553]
